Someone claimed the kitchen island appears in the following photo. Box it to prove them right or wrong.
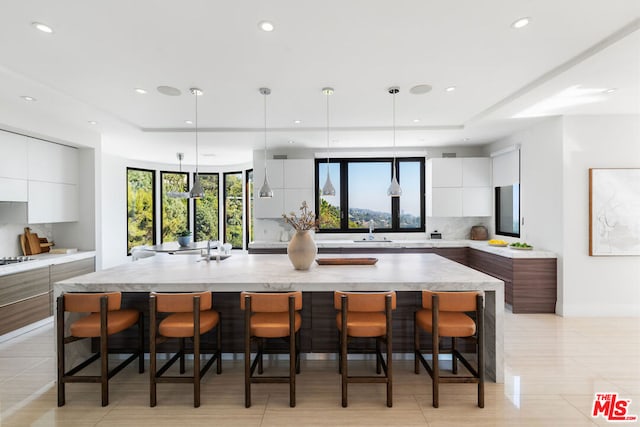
[55,252,504,382]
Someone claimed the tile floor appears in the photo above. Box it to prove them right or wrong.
[0,311,638,426]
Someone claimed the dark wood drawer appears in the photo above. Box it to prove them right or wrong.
[0,267,50,307]
[50,257,95,283]
[0,293,51,335]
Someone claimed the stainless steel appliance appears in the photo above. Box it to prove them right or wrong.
[0,256,34,266]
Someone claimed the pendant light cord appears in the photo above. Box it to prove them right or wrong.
[326,91,330,176]
[195,92,199,174]
[392,89,397,178]
[263,92,267,172]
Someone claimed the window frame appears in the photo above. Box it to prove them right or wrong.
[160,170,190,243]
[126,167,156,255]
[495,184,521,237]
[192,172,220,242]
[314,157,425,233]
[245,169,254,247]
[223,171,244,249]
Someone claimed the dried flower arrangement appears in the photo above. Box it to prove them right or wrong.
[282,201,318,231]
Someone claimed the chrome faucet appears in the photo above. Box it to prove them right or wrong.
[205,240,212,262]
[368,221,375,240]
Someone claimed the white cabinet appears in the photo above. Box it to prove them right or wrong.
[462,158,491,187]
[462,187,492,216]
[283,188,315,215]
[426,157,491,217]
[0,177,28,202]
[283,159,314,189]
[28,139,78,184]
[28,181,79,223]
[252,160,284,190]
[0,131,29,202]
[254,159,314,219]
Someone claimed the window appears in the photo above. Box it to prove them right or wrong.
[315,158,425,232]
[245,169,254,245]
[495,184,520,237]
[127,168,155,254]
[161,171,189,242]
[194,173,219,242]
[224,172,244,248]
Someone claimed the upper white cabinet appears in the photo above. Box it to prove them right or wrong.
[0,131,29,202]
[27,139,78,185]
[253,159,314,218]
[28,181,79,223]
[462,158,491,187]
[426,157,492,217]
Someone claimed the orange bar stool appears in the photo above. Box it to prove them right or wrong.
[414,290,484,408]
[335,291,396,408]
[241,291,302,408]
[56,292,144,407]
[149,292,221,408]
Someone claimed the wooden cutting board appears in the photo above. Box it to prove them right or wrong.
[24,227,42,255]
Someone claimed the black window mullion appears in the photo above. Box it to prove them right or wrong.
[391,159,400,229]
[340,159,348,229]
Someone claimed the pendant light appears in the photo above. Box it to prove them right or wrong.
[321,87,336,196]
[258,87,273,198]
[189,87,205,199]
[167,152,189,198]
[387,86,402,197]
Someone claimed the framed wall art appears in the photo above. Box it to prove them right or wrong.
[589,168,640,256]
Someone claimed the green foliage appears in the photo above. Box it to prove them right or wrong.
[224,173,243,248]
[162,173,188,242]
[319,198,340,229]
[195,174,219,242]
[127,170,154,253]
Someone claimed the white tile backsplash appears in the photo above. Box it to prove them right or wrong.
[0,223,53,256]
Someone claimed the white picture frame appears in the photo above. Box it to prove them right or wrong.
[589,168,640,256]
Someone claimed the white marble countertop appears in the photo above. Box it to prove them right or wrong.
[55,252,502,292]
[0,251,96,277]
[249,239,557,259]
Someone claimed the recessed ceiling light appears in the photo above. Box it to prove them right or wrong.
[409,84,432,95]
[202,153,216,157]
[464,137,471,142]
[288,140,295,144]
[31,21,53,33]
[445,86,456,92]
[134,88,147,94]
[258,21,274,32]
[88,121,97,125]
[21,95,36,102]
[511,17,531,29]
[185,120,193,124]
[603,88,618,94]
[293,120,302,124]
[413,119,420,123]
[157,86,182,96]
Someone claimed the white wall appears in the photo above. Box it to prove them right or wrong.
[489,115,640,316]
[561,115,640,316]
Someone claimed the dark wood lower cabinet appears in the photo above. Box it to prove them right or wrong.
[0,293,51,335]
[468,249,556,313]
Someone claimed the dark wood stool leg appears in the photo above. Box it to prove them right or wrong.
[257,338,264,375]
[179,337,186,374]
[216,314,222,374]
[150,296,158,407]
[414,311,420,374]
[100,297,109,407]
[477,294,485,408]
[288,295,296,407]
[386,294,393,408]
[452,337,458,374]
[341,295,348,408]
[138,314,144,373]
[56,296,66,407]
[244,295,251,408]
[193,297,201,408]
[432,296,440,408]
[376,338,382,374]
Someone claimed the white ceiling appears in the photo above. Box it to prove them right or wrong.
[1,1,638,166]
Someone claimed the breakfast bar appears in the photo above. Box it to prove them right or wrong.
[55,252,504,382]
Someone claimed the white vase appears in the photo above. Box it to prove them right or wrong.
[287,230,317,270]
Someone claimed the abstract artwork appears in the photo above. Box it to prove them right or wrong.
[589,168,640,256]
